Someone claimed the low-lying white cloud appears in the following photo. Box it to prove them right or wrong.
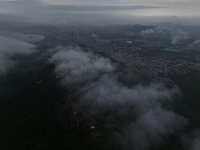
[182,129,200,150]
[49,46,189,149]
[78,75,173,115]
[168,28,189,45]
[121,107,188,150]
[190,136,200,150]
[49,46,115,85]
[0,35,35,74]
[189,40,200,48]
[140,29,156,36]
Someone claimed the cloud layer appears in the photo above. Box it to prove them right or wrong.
[140,26,191,45]
[0,35,35,74]
[49,46,115,85]
[49,46,189,149]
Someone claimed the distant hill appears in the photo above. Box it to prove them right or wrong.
[103,24,155,33]
[107,24,154,32]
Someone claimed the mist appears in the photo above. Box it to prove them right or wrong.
[49,46,189,149]
[0,34,197,149]
[1,0,200,26]
[0,35,35,75]
[49,46,115,85]
[181,129,200,150]
[1,0,200,149]
[140,24,200,47]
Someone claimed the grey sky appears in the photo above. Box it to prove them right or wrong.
[3,0,200,5]
[1,0,200,26]
[1,0,199,16]
[42,0,199,5]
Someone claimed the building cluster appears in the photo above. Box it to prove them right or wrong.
[40,30,200,88]
[103,48,200,86]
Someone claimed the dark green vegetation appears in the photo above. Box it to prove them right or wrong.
[0,61,69,150]
[153,72,200,150]
[130,72,200,150]
[170,72,200,127]
[0,55,117,150]
[0,52,200,150]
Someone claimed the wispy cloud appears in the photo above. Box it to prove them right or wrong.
[0,35,35,75]
[49,46,189,149]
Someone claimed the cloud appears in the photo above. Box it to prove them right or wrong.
[181,129,200,150]
[193,40,200,45]
[77,75,173,116]
[49,46,189,149]
[1,0,200,26]
[120,108,188,150]
[91,34,98,38]
[154,25,190,45]
[77,73,188,149]
[140,27,166,36]
[171,29,189,45]
[49,46,115,85]
[169,28,189,44]
[47,5,162,11]
[190,136,200,150]
[42,0,200,5]
[189,40,200,48]
[8,0,42,5]
[141,29,156,36]
[0,35,35,75]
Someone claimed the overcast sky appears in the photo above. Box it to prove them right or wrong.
[2,0,199,6]
[1,0,200,26]
[44,0,199,6]
[1,0,199,16]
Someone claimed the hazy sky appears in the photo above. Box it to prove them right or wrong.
[1,0,200,26]
[1,0,199,16]
[3,0,199,5]
[43,0,199,6]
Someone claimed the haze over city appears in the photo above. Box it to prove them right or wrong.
[1,0,200,150]
[1,0,200,25]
